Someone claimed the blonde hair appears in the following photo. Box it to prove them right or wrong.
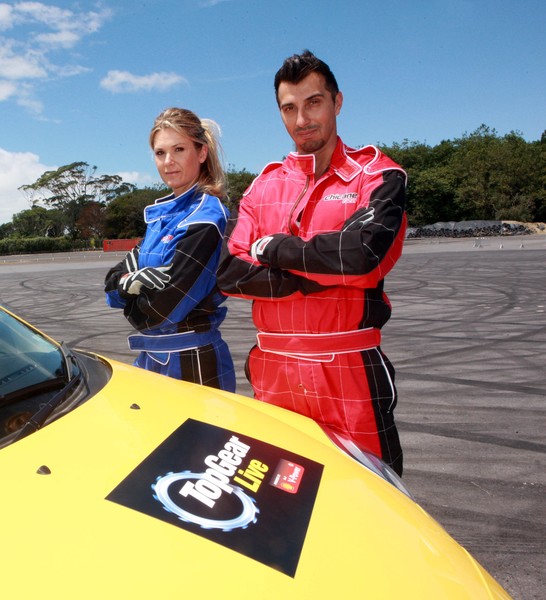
[150,107,226,198]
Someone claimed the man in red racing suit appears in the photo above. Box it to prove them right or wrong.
[217,51,407,475]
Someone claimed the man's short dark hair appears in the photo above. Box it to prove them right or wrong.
[274,50,339,104]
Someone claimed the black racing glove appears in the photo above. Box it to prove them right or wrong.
[124,246,140,272]
[118,265,171,296]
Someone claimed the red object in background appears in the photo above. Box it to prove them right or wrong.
[103,239,142,252]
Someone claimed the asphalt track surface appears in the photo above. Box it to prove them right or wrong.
[1,235,545,600]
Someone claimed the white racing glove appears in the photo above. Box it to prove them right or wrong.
[250,236,274,262]
[119,265,171,296]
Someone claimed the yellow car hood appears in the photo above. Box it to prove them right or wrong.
[0,359,511,599]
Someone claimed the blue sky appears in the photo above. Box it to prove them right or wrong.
[1,0,544,224]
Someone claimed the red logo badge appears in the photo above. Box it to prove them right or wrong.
[270,459,304,494]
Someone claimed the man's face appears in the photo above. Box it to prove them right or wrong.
[277,71,342,155]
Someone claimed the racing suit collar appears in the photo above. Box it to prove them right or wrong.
[284,152,315,176]
[284,138,362,182]
[329,138,362,182]
[144,184,201,224]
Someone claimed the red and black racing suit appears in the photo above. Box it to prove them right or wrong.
[217,138,407,475]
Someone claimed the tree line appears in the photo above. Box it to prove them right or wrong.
[0,162,255,248]
[380,125,545,225]
[0,125,544,250]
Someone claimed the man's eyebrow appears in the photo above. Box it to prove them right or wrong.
[280,92,324,110]
[279,100,294,110]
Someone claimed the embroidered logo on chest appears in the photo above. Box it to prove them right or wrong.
[322,192,358,204]
[161,234,174,243]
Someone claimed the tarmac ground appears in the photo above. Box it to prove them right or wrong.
[0,234,545,599]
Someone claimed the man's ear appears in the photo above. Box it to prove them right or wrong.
[335,91,343,116]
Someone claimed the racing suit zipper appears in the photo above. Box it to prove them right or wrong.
[288,176,310,235]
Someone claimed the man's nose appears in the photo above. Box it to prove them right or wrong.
[295,109,310,127]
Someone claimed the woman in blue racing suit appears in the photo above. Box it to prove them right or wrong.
[104,107,235,392]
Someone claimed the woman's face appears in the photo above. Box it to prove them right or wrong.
[152,128,208,197]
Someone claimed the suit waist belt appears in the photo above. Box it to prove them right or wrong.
[256,328,381,362]
[128,329,220,352]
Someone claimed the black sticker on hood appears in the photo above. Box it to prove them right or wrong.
[106,419,323,577]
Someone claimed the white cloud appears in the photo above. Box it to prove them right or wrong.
[16,91,44,114]
[0,2,112,115]
[36,30,80,48]
[0,79,44,114]
[0,3,14,30]
[8,2,112,48]
[199,0,232,7]
[0,147,54,224]
[100,70,186,94]
[116,171,158,187]
[0,79,16,100]
[0,42,48,79]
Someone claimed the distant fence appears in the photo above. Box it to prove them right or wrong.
[103,238,142,252]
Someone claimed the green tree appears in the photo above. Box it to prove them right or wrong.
[0,222,14,240]
[104,187,167,238]
[75,202,106,240]
[408,166,459,225]
[380,140,457,225]
[11,206,65,238]
[451,126,539,221]
[381,127,545,225]
[225,167,256,212]
[18,162,136,237]
[530,133,546,222]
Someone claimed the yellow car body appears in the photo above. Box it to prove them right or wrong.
[0,307,511,598]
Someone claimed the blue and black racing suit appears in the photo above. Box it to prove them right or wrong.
[105,186,235,392]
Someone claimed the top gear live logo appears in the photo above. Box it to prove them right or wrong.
[152,435,263,531]
[106,419,323,576]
